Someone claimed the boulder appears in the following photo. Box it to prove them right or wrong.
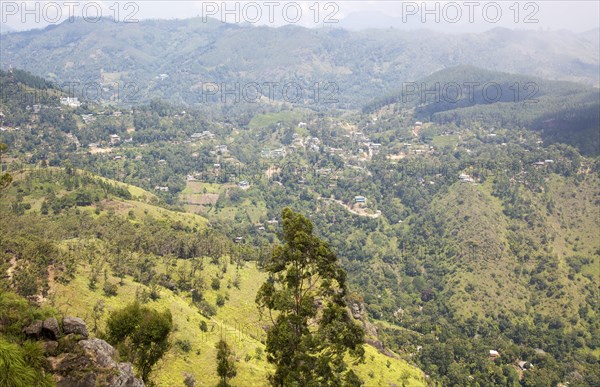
[62,317,88,338]
[42,317,61,340]
[23,319,43,339]
[50,338,144,387]
[79,338,117,368]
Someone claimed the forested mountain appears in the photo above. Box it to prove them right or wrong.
[1,18,598,107]
[364,66,600,155]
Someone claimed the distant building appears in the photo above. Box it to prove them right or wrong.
[60,97,81,108]
[238,181,250,189]
[459,173,474,183]
[517,361,533,371]
[154,186,169,192]
[354,196,367,204]
[489,350,500,359]
[109,134,121,145]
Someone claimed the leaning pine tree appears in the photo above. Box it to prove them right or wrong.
[256,208,365,386]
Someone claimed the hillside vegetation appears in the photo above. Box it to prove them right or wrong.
[0,167,425,386]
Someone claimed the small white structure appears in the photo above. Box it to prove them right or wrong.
[60,97,81,108]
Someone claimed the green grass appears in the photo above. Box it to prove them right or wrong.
[431,135,459,148]
[51,260,272,386]
[50,257,424,386]
[248,111,305,129]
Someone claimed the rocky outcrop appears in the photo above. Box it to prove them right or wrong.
[42,317,61,340]
[23,319,43,339]
[50,338,144,387]
[24,316,144,387]
[62,317,88,338]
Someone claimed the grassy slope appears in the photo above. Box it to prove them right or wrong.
[8,170,425,386]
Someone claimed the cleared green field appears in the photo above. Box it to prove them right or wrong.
[431,135,459,148]
[248,111,305,129]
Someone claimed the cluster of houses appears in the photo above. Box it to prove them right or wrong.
[190,131,215,140]
[261,147,287,158]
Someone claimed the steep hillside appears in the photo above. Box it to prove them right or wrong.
[0,168,426,386]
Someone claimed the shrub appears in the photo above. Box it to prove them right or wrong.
[211,278,221,291]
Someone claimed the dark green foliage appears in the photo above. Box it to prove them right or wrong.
[106,302,173,382]
[199,321,208,332]
[175,339,192,353]
[211,277,221,290]
[256,208,365,386]
[215,339,237,387]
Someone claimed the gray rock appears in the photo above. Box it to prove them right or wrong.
[43,340,59,355]
[42,317,60,340]
[50,336,144,387]
[52,352,93,374]
[62,317,88,338]
[56,373,96,387]
[79,338,117,368]
[107,363,145,387]
[23,319,43,338]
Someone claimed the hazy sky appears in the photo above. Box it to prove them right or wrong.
[1,1,599,33]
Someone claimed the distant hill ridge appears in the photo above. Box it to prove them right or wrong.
[1,17,598,107]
